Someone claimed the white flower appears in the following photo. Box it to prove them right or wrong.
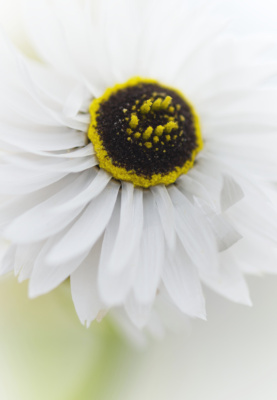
[0,0,277,333]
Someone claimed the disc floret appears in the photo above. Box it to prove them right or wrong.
[88,77,202,188]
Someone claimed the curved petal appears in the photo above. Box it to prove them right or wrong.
[0,245,16,275]
[4,172,91,242]
[124,292,152,329]
[202,249,252,306]
[28,226,90,297]
[71,240,105,327]
[169,185,219,280]
[133,191,164,305]
[46,181,119,265]
[108,183,143,274]
[162,240,206,319]
[151,185,176,250]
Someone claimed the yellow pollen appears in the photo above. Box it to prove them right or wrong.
[165,135,171,141]
[126,128,133,135]
[155,125,164,136]
[123,108,127,113]
[134,132,141,139]
[165,121,178,133]
[161,96,172,110]
[143,126,153,140]
[127,137,132,141]
[169,106,175,113]
[145,142,152,149]
[176,104,181,111]
[153,136,159,143]
[152,98,162,111]
[180,115,185,121]
[129,114,139,129]
[140,99,153,114]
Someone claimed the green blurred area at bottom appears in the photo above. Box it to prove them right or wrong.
[0,275,136,400]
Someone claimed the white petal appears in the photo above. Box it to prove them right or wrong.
[230,235,277,275]
[124,292,152,329]
[21,57,76,108]
[0,175,76,229]
[220,174,244,212]
[155,286,191,334]
[133,191,164,305]
[177,174,216,210]
[207,144,277,181]
[46,181,119,265]
[210,215,242,252]
[169,185,219,279]
[0,165,67,195]
[99,0,141,82]
[202,88,277,118]
[0,85,60,127]
[193,197,242,252]
[15,242,44,282]
[0,123,85,152]
[202,249,252,306]
[108,184,143,274]
[57,169,111,212]
[22,0,78,78]
[171,16,228,87]
[0,245,16,275]
[195,63,277,103]
[30,143,95,160]
[151,185,176,250]
[2,153,97,173]
[188,161,222,209]
[62,84,90,119]
[162,241,206,319]
[98,198,137,305]
[71,240,104,327]
[29,227,89,297]
[16,56,89,131]
[45,143,94,159]
[229,181,277,243]
[4,172,90,242]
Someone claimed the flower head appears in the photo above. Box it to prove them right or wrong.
[1,0,277,333]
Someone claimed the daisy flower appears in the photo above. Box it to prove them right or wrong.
[0,0,277,333]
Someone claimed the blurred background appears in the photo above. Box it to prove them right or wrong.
[1,0,277,399]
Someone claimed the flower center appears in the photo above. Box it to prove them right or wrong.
[88,77,203,188]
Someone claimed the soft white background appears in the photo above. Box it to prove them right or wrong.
[1,1,277,399]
